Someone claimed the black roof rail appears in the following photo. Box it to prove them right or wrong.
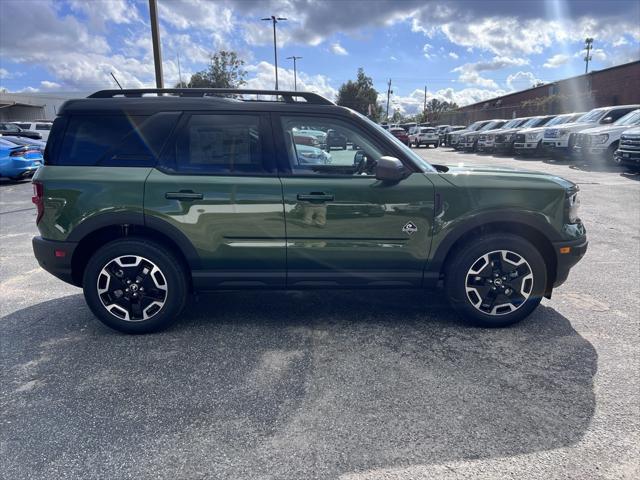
[87,88,334,105]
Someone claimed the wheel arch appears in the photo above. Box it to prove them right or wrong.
[68,214,200,288]
[431,218,558,295]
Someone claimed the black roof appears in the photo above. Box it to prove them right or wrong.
[59,88,344,116]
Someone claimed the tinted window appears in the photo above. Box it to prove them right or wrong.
[14,123,31,129]
[174,114,266,175]
[0,123,21,132]
[56,113,178,166]
[35,124,52,131]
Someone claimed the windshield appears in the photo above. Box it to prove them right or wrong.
[502,118,524,129]
[577,109,606,123]
[614,110,640,126]
[519,117,542,128]
[358,112,436,172]
[545,114,573,126]
[478,121,502,131]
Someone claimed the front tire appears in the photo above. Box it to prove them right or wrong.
[445,234,547,327]
[83,238,188,333]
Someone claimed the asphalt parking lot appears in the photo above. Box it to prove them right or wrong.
[1,149,639,479]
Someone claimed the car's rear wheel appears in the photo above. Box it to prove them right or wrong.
[445,234,547,327]
[83,238,188,333]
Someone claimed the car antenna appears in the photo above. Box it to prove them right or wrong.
[110,72,123,90]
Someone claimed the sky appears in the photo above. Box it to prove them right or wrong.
[0,0,639,115]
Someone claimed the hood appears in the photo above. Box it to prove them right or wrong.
[518,125,549,134]
[580,124,639,135]
[545,120,596,132]
[435,163,576,190]
[621,127,640,136]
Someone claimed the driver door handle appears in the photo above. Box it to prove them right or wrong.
[297,193,334,202]
[165,191,204,200]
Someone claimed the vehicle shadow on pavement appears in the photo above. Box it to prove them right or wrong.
[1,291,597,479]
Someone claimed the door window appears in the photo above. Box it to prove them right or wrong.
[280,116,385,176]
[175,114,269,175]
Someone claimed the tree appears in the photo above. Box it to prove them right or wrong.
[336,68,382,121]
[177,50,247,88]
[423,98,459,123]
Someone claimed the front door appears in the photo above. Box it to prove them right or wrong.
[144,112,286,288]
[277,114,436,287]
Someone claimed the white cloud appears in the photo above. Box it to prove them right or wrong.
[452,56,527,88]
[613,37,629,47]
[543,54,571,68]
[157,0,234,32]
[40,80,61,89]
[506,71,543,91]
[423,43,435,59]
[0,68,9,79]
[330,42,348,55]
[448,52,459,59]
[67,0,140,29]
[245,61,337,100]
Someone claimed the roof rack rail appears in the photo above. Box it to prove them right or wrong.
[87,88,334,105]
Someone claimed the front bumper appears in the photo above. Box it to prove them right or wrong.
[552,236,588,288]
[615,149,640,168]
[32,236,79,286]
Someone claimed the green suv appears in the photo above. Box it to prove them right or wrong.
[32,88,587,333]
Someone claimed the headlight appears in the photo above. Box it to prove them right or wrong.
[526,132,542,141]
[487,134,494,140]
[506,134,515,141]
[558,129,569,137]
[593,133,609,144]
[566,191,581,223]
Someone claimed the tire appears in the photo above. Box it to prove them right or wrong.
[83,238,188,334]
[434,143,439,148]
[606,143,618,164]
[445,233,547,327]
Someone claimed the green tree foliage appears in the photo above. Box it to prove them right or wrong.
[423,98,459,123]
[336,68,382,121]
[178,51,247,88]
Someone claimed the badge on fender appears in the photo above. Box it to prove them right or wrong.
[402,221,418,235]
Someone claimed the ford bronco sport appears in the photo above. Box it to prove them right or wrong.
[32,88,587,333]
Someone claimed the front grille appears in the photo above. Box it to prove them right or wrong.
[495,134,505,142]
[515,134,525,143]
[545,129,558,138]
[620,136,640,150]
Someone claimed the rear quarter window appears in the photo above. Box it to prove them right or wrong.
[54,113,179,166]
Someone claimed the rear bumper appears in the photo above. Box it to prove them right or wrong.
[32,236,79,286]
[552,236,588,288]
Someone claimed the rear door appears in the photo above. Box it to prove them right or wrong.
[144,111,286,289]
[276,113,436,287]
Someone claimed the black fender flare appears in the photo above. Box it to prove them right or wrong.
[428,210,561,274]
[67,212,201,269]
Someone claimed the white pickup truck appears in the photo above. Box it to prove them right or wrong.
[572,109,640,162]
[542,105,640,158]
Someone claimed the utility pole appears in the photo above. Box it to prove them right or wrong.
[385,78,393,122]
[584,37,594,74]
[262,15,287,90]
[177,52,183,87]
[149,0,164,88]
[286,56,302,91]
[423,85,427,122]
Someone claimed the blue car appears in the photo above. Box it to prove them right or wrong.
[0,137,43,180]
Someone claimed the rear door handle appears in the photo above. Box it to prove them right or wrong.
[165,191,204,200]
[297,193,334,202]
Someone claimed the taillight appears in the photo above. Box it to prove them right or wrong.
[9,148,28,157]
[32,181,44,224]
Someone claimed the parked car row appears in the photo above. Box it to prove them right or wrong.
[441,104,640,170]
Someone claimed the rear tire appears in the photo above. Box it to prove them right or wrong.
[445,234,547,327]
[83,238,188,334]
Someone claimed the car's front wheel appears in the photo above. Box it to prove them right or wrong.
[83,238,188,333]
[445,234,547,327]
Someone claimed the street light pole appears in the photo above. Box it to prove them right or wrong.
[286,56,302,91]
[262,16,287,90]
[385,78,393,121]
[148,0,164,88]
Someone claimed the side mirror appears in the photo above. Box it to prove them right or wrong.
[375,156,406,182]
[601,117,613,124]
